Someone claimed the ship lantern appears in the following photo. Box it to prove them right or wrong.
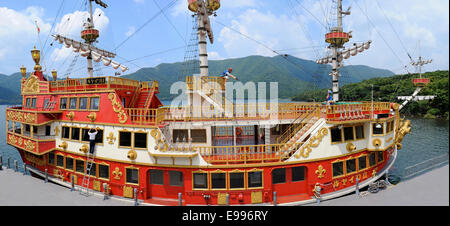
[20,65,27,78]
[51,69,57,81]
[31,46,42,71]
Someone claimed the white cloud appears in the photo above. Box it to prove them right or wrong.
[0,6,51,72]
[50,8,110,64]
[216,9,312,59]
[125,26,136,37]
[208,51,223,60]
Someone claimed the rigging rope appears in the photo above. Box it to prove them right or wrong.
[152,0,186,45]
[114,0,179,52]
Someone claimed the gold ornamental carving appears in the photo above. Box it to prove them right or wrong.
[395,119,411,148]
[113,167,122,180]
[79,144,89,153]
[346,142,356,152]
[217,193,227,205]
[296,127,328,159]
[54,126,60,136]
[123,186,133,198]
[66,111,75,120]
[24,140,36,152]
[251,191,262,204]
[315,165,326,179]
[22,74,40,94]
[87,112,97,122]
[58,141,68,150]
[372,138,381,148]
[127,149,137,160]
[24,113,36,123]
[108,93,128,124]
[106,132,116,144]
[8,134,17,145]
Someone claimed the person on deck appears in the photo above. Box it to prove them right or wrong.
[88,128,98,155]
[222,68,238,82]
[326,90,334,105]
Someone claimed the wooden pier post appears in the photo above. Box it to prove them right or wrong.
[14,160,18,172]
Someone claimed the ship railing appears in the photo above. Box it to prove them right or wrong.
[48,76,142,92]
[126,107,165,125]
[163,102,321,121]
[324,102,391,121]
[195,142,304,164]
[186,76,225,91]
[277,108,320,144]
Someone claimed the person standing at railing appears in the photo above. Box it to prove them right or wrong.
[326,90,334,105]
[222,68,238,82]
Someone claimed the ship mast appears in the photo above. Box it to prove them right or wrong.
[52,0,129,78]
[316,0,371,102]
[188,0,220,77]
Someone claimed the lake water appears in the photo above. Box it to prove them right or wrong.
[0,105,448,180]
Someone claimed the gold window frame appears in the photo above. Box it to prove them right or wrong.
[133,130,148,150]
[192,170,209,191]
[118,129,133,148]
[59,97,68,110]
[331,159,345,179]
[330,126,343,144]
[354,124,365,141]
[124,166,140,185]
[228,169,245,190]
[97,162,110,181]
[65,156,74,172]
[246,168,264,190]
[210,170,228,191]
[371,122,384,136]
[56,153,65,169]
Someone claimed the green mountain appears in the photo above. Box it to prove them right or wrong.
[0,55,394,104]
[121,55,394,100]
[293,70,449,119]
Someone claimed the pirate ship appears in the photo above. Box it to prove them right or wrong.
[6,0,416,205]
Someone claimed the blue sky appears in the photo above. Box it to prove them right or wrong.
[0,0,448,77]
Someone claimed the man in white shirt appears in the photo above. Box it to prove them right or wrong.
[88,128,98,155]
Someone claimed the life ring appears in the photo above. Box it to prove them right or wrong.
[235,127,242,136]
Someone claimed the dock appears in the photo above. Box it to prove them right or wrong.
[0,163,448,206]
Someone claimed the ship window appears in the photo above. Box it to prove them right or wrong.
[65,157,74,171]
[372,123,384,135]
[48,152,55,165]
[45,125,51,136]
[126,168,139,184]
[331,127,342,143]
[332,161,344,177]
[98,164,109,179]
[355,125,364,139]
[149,169,164,185]
[69,97,77,110]
[56,155,64,167]
[134,132,147,148]
[169,171,183,187]
[62,126,70,139]
[88,163,97,177]
[343,127,354,141]
[173,129,188,143]
[71,127,80,140]
[25,98,31,108]
[229,172,244,189]
[386,121,394,133]
[191,129,207,143]
[247,171,263,188]
[291,166,306,182]
[82,128,103,143]
[60,98,67,109]
[346,159,356,174]
[31,98,37,108]
[33,126,38,134]
[43,99,49,109]
[25,124,30,132]
[193,172,208,189]
[369,152,376,167]
[377,151,384,163]
[211,173,226,189]
[272,168,286,184]
[358,156,367,170]
[79,97,88,110]
[89,97,99,110]
[119,131,132,147]
[75,159,85,173]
